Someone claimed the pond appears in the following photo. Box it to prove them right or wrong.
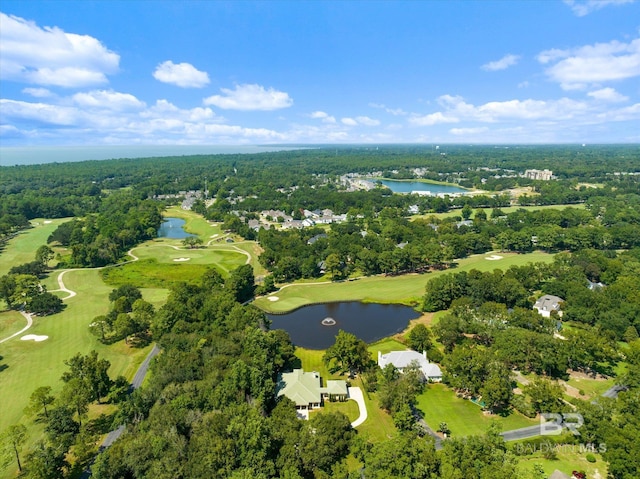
[267,301,419,350]
[379,179,467,195]
[157,217,195,239]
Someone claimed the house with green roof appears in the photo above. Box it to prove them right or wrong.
[277,369,348,411]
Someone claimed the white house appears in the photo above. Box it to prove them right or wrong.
[533,294,564,318]
[378,350,442,382]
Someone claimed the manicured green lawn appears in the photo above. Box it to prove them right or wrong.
[353,377,399,443]
[367,338,407,356]
[294,347,336,381]
[566,375,615,399]
[255,251,554,313]
[516,449,607,478]
[140,287,170,308]
[417,383,537,437]
[310,399,360,423]
[0,218,70,277]
[101,243,248,288]
[0,310,26,339]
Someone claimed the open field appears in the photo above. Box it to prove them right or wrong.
[0,218,70,277]
[255,251,554,313]
[417,383,537,437]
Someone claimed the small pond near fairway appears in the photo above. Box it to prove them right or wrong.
[267,302,419,350]
[157,217,195,239]
[379,179,467,195]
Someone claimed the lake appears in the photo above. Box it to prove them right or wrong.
[379,179,467,195]
[157,217,195,239]
[267,301,419,349]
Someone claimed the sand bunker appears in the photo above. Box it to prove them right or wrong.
[173,257,191,262]
[210,234,219,238]
[485,255,504,261]
[21,334,49,342]
[268,296,280,302]
[44,220,52,224]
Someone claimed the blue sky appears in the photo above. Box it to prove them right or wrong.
[1,0,639,146]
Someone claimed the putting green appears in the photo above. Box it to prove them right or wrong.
[101,243,249,288]
[254,251,554,313]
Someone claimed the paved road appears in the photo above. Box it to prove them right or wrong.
[81,344,161,478]
[501,424,548,441]
[599,384,626,399]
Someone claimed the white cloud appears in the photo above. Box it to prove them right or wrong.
[449,127,489,135]
[0,12,119,87]
[369,103,407,116]
[587,87,629,102]
[538,38,640,90]
[409,111,459,126]
[563,0,635,17]
[22,87,53,98]
[339,116,380,126]
[355,116,380,126]
[481,54,521,71]
[203,84,293,110]
[73,90,146,111]
[309,111,336,123]
[152,61,210,88]
[409,94,591,127]
[0,99,81,125]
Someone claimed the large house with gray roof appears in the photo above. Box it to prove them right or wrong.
[533,294,564,318]
[378,350,442,382]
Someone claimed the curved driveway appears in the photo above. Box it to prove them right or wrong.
[348,386,368,428]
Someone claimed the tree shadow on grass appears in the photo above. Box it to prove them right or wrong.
[87,412,119,435]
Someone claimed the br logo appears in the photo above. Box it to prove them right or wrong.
[541,413,584,436]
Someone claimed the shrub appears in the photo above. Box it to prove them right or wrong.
[586,453,596,463]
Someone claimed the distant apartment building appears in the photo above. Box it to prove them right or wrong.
[524,169,553,181]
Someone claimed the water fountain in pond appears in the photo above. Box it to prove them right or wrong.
[321,317,337,326]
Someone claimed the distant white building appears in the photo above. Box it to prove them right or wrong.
[524,169,553,181]
[533,294,564,318]
[378,350,442,382]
